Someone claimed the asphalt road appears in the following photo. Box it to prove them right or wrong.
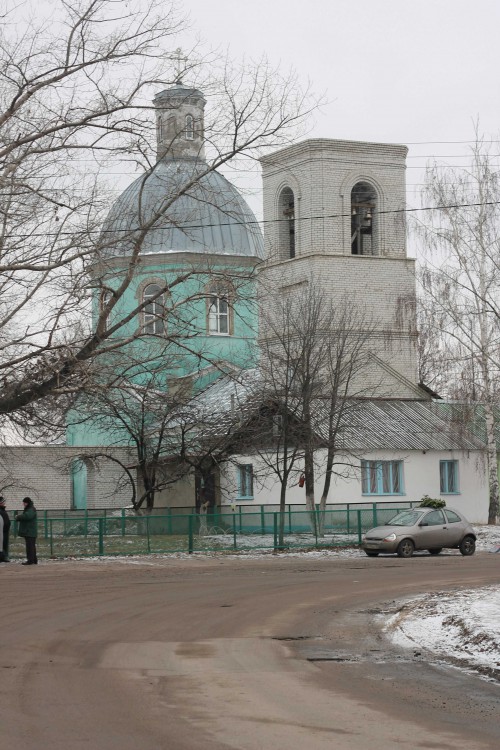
[1,551,499,749]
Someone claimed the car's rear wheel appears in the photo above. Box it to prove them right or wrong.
[428,548,442,555]
[459,535,476,556]
[364,550,379,557]
[397,538,414,558]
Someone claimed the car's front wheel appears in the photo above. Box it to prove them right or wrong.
[459,535,476,556]
[397,538,415,558]
[428,548,442,555]
[364,550,379,557]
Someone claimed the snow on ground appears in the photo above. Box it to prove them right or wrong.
[383,524,500,683]
[385,586,500,682]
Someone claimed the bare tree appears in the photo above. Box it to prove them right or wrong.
[72,349,254,513]
[250,284,376,545]
[0,0,316,436]
[416,132,500,523]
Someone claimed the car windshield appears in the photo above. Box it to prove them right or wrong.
[387,509,426,526]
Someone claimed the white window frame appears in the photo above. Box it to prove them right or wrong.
[143,284,165,335]
[208,294,230,335]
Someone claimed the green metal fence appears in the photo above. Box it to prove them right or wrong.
[7,504,414,559]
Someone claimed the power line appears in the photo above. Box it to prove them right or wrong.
[4,200,500,241]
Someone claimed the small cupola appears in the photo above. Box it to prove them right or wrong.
[153,83,206,162]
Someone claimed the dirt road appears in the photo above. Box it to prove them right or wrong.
[1,552,499,749]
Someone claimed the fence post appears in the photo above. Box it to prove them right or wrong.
[314,509,318,547]
[188,514,194,554]
[49,519,54,558]
[121,509,126,537]
[98,518,104,555]
[260,505,265,535]
[273,512,278,551]
[347,504,350,535]
[372,504,378,529]
[356,509,362,545]
[288,505,292,534]
[146,515,151,553]
[232,513,237,550]
[44,510,49,539]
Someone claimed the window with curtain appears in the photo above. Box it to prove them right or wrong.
[361,460,404,495]
[440,460,459,493]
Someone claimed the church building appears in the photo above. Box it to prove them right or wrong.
[13,79,486,521]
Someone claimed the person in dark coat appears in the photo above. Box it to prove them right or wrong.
[0,496,11,562]
[16,497,38,565]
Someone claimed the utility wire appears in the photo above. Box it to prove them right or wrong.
[3,200,500,241]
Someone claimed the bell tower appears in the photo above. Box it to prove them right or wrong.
[258,139,425,399]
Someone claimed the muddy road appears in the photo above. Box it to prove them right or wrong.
[1,552,499,749]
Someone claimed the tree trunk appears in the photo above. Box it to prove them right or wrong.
[278,479,287,548]
[304,444,317,536]
[484,403,499,524]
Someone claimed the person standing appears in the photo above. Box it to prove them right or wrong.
[0,496,11,562]
[16,497,38,565]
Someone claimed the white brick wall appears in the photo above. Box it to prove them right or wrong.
[258,139,420,397]
[0,446,134,510]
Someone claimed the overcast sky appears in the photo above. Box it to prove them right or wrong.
[180,0,500,229]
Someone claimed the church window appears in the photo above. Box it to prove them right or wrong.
[185,114,194,140]
[143,283,165,335]
[278,187,296,259]
[99,288,114,332]
[351,182,377,256]
[208,294,230,334]
[157,115,163,142]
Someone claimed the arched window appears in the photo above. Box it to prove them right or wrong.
[99,288,114,333]
[185,114,194,140]
[278,187,295,259]
[143,284,165,335]
[157,115,163,142]
[351,182,377,255]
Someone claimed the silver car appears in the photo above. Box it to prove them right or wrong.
[361,507,476,558]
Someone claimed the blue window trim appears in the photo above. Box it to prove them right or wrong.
[237,464,254,501]
[361,460,405,496]
[440,459,460,494]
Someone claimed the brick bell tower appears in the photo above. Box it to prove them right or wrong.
[258,139,426,400]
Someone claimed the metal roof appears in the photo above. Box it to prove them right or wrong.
[101,159,264,259]
[184,370,485,452]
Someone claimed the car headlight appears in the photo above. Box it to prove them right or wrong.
[383,533,397,542]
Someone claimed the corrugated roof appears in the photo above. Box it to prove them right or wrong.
[182,370,485,452]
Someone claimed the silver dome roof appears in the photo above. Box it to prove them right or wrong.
[101,159,264,259]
